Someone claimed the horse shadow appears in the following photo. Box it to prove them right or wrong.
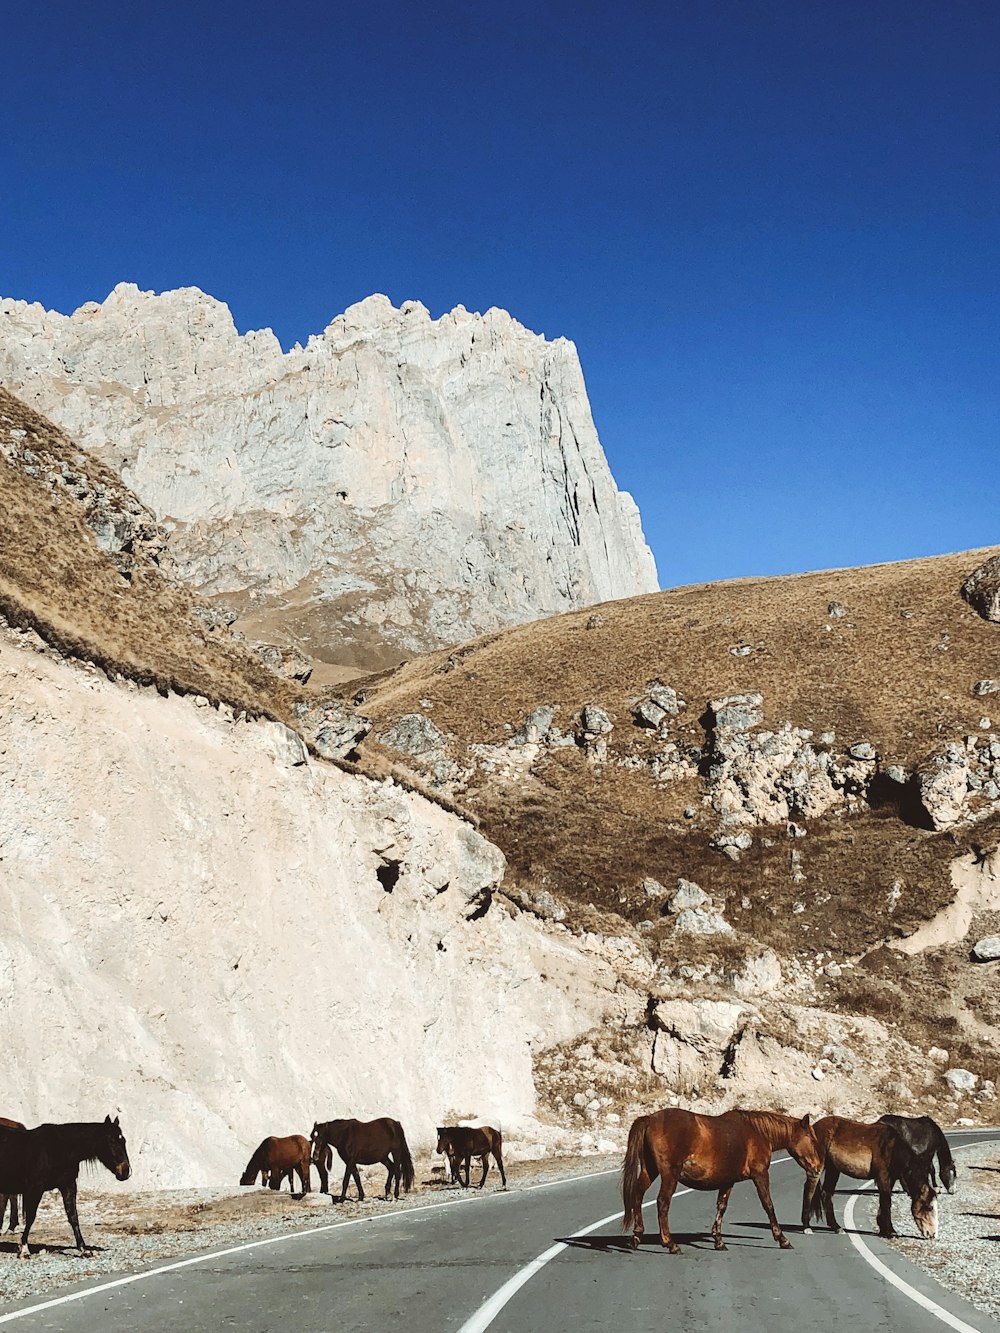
[0,1239,107,1257]
[562,1230,773,1254]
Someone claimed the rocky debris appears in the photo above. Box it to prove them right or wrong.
[585,613,605,630]
[712,830,753,862]
[660,877,732,934]
[262,720,309,767]
[961,553,1000,623]
[190,605,238,632]
[511,706,555,746]
[508,886,566,922]
[828,601,847,618]
[650,998,756,1084]
[378,713,447,761]
[917,737,1000,829]
[929,1046,949,1064]
[945,1067,979,1094]
[710,693,764,732]
[640,878,669,900]
[0,286,658,664]
[295,700,372,760]
[630,680,684,730]
[971,936,1000,962]
[726,949,782,998]
[974,680,998,696]
[577,705,614,761]
[251,643,313,684]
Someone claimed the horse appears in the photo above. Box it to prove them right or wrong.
[621,1108,822,1253]
[436,1126,507,1189]
[878,1114,956,1193]
[240,1135,311,1194]
[0,1116,130,1258]
[310,1118,414,1203]
[0,1119,25,1233]
[802,1115,938,1239]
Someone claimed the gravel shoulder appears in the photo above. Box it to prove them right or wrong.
[853,1141,1000,1322]
[0,1153,618,1308]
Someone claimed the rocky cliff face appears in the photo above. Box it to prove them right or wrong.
[0,630,625,1186]
[0,285,658,669]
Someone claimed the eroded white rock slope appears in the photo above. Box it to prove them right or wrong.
[0,286,658,665]
[0,637,620,1185]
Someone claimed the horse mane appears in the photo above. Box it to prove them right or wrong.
[736,1110,797,1144]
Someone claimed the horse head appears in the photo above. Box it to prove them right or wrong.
[435,1127,451,1156]
[100,1115,131,1182]
[909,1179,939,1238]
[788,1113,823,1182]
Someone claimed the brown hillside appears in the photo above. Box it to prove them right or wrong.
[0,387,298,723]
[354,548,1000,964]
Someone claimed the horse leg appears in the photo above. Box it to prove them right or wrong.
[317,1148,330,1195]
[629,1161,653,1250]
[383,1156,394,1200]
[712,1186,733,1251]
[655,1172,681,1254]
[822,1165,842,1233]
[801,1173,818,1233]
[494,1147,507,1188]
[352,1164,365,1202]
[751,1168,792,1249]
[874,1164,896,1239]
[11,1195,19,1233]
[338,1159,353,1203]
[478,1153,489,1189]
[59,1181,93,1257]
[18,1190,42,1260]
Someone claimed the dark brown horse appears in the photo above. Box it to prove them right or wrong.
[0,1116,131,1258]
[622,1108,822,1253]
[436,1126,507,1189]
[310,1118,414,1203]
[878,1114,956,1193]
[0,1119,25,1233]
[802,1115,937,1239]
[240,1135,311,1194]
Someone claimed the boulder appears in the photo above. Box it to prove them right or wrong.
[252,642,313,684]
[961,553,1000,622]
[710,693,764,732]
[667,878,709,913]
[974,680,999,696]
[673,907,733,935]
[971,935,1000,962]
[378,713,447,761]
[944,1067,978,1093]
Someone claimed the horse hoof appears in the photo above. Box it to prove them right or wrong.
[80,1249,94,1259]
[714,1242,727,1252]
[667,1244,680,1256]
[803,1227,812,1235]
[779,1238,793,1250]
[17,1249,30,1261]
[630,1235,641,1251]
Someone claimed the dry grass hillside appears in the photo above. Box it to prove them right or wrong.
[0,387,299,722]
[348,549,1000,1098]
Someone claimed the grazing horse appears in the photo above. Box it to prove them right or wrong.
[310,1118,414,1203]
[878,1114,956,1193]
[436,1126,507,1189]
[621,1108,822,1253]
[802,1116,938,1239]
[240,1135,311,1194]
[0,1119,25,1233]
[0,1116,131,1258]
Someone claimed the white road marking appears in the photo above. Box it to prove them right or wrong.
[0,1166,621,1327]
[840,1133,1000,1333]
[842,1188,983,1333]
[457,1154,795,1333]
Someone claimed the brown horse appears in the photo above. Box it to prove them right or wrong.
[436,1126,507,1189]
[802,1115,937,1239]
[0,1119,25,1233]
[622,1108,822,1253]
[311,1118,414,1203]
[240,1135,311,1194]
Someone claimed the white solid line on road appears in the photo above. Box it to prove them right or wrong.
[457,1154,796,1333]
[456,1191,691,1333]
[0,1166,621,1327]
[842,1189,984,1333]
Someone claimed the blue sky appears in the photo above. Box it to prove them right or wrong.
[3,1,998,587]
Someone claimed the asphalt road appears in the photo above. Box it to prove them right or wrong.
[0,1132,996,1332]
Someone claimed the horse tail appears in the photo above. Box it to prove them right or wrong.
[396,1125,415,1193]
[934,1125,956,1190]
[621,1115,649,1233]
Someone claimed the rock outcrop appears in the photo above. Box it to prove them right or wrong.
[0,285,658,668]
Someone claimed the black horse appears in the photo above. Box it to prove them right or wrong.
[0,1117,131,1258]
[879,1114,956,1193]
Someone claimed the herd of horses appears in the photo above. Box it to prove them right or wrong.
[239,1120,504,1202]
[0,1104,954,1262]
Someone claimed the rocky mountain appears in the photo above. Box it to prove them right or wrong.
[0,285,658,671]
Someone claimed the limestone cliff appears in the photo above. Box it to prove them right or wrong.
[0,285,658,669]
